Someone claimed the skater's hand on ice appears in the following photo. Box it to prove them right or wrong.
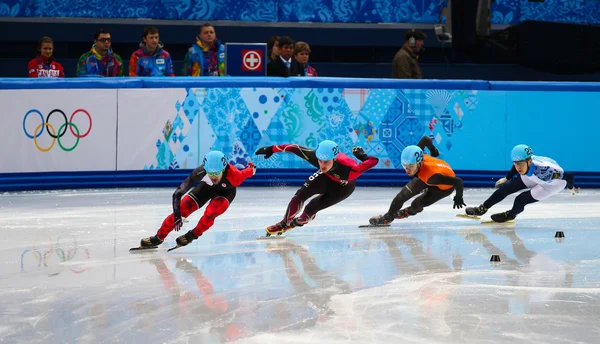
[173,210,183,231]
[352,146,367,161]
[453,196,466,209]
[255,146,274,159]
[247,162,257,175]
[495,177,507,188]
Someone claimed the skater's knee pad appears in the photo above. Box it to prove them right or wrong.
[206,197,229,218]
[180,195,199,217]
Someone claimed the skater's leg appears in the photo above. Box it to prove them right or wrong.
[508,191,537,217]
[267,171,328,234]
[407,186,454,215]
[466,177,529,216]
[530,179,567,201]
[284,171,326,223]
[299,181,356,225]
[387,178,428,216]
[157,194,206,240]
[482,177,528,209]
[191,196,230,237]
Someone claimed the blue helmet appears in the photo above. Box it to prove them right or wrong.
[401,145,424,166]
[510,144,533,162]
[315,140,340,161]
[203,151,227,175]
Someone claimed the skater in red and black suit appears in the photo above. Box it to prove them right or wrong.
[255,140,378,236]
[138,150,255,249]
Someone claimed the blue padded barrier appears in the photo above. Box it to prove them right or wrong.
[5,77,600,92]
[2,170,599,192]
[0,77,492,90]
[489,81,600,92]
[0,77,144,89]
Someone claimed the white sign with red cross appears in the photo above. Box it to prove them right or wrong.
[241,49,263,72]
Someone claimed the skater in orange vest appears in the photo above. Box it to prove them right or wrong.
[370,136,465,225]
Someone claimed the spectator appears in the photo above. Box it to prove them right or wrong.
[267,36,280,63]
[267,36,305,77]
[28,36,64,78]
[392,29,426,79]
[129,26,174,77]
[294,41,318,77]
[76,29,124,77]
[182,23,225,76]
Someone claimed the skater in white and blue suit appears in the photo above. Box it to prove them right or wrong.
[465,144,575,223]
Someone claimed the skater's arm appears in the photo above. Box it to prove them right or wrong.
[416,136,440,157]
[347,155,379,180]
[172,166,206,213]
[225,163,255,187]
[274,144,317,162]
[505,165,517,179]
[256,144,318,164]
[427,174,464,197]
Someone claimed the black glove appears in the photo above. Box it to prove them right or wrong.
[255,146,274,159]
[352,146,368,161]
[173,209,183,231]
[453,195,466,209]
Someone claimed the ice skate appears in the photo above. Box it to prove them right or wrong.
[394,208,412,220]
[130,235,163,252]
[490,211,516,223]
[369,213,394,226]
[175,230,199,247]
[465,204,488,216]
[265,220,295,237]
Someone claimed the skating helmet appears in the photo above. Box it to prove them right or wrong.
[401,145,424,166]
[315,140,340,161]
[510,144,533,162]
[203,150,227,175]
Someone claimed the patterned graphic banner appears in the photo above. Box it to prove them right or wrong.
[117,86,495,171]
[117,86,599,173]
[1,0,599,24]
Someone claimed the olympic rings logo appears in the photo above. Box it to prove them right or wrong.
[23,108,93,152]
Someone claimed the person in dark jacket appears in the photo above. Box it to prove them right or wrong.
[392,29,426,79]
[267,36,305,77]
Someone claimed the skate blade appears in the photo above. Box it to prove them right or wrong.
[167,245,182,252]
[359,224,391,228]
[256,236,286,240]
[481,220,516,225]
[456,214,480,220]
[129,246,158,252]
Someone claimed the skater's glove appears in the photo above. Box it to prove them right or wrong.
[352,146,368,161]
[247,162,257,175]
[453,195,466,209]
[495,177,508,188]
[255,146,274,159]
[173,209,183,231]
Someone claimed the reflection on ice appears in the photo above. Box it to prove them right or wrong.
[0,187,599,343]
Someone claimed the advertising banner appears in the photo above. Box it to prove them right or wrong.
[0,89,117,173]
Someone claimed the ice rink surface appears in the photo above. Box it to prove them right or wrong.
[1,186,600,343]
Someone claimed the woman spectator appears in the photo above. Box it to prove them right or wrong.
[267,36,280,63]
[294,42,317,77]
[28,36,64,78]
